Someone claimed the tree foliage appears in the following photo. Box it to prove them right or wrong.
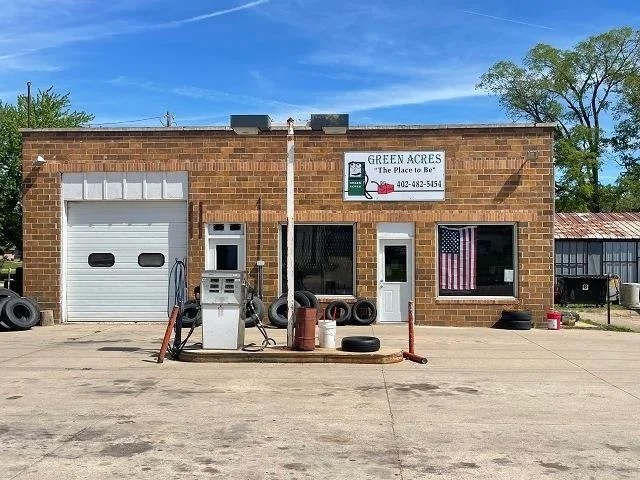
[477,27,640,212]
[0,87,93,248]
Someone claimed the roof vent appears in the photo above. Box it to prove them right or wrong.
[310,114,349,134]
[230,115,271,135]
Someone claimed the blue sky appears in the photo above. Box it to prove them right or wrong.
[1,0,639,181]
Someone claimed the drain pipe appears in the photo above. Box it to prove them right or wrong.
[286,118,295,348]
[403,301,428,364]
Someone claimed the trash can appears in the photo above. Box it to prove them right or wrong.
[556,275,608,307]
[293,307,316,351]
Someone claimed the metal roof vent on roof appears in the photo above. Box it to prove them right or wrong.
[309,114,349,134]
[230,115,271,135]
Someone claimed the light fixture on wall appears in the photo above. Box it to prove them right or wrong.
[526,150,539,161]
[33,155,46,167]
[309,114,349,134]
[230,115,271,135]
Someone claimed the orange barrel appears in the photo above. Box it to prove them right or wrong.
[547,311,562,330]
[294,307,317,351]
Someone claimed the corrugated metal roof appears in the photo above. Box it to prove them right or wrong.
[555,212,640,239]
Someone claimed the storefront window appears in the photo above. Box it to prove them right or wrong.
[438,224,515,297]
[281,224,354,296]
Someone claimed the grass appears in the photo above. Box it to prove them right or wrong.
[0,260,22,275]
[577,319,636,333]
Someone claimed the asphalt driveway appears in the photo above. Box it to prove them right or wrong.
[1,324,639,479]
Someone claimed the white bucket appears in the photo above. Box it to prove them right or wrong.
[317,320,336,349]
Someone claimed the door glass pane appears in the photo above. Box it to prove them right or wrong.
[385,245,407,282]
[216,245,238,270]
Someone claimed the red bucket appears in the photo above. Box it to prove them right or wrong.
[547,311,562,330]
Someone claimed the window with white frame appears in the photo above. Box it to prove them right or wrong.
[438,224,515,297]
[281,224,355,296]
[206,223,245,270]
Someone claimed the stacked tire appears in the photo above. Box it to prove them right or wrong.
[497,310,532,330]
[0,288,41,331]
[268,290,318,328]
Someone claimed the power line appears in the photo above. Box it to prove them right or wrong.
[88,116,163,127]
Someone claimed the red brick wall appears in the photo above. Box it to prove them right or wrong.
[22,126,554,326]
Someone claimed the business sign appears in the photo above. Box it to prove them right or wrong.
[343,151,445,201]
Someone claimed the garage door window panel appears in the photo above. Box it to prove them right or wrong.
[281,224,355,296]
[138,253,165,267]
[438,224,516,297]
[88,253,115,267]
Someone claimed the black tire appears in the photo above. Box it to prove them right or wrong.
[2,297,40,330]
[0,288,19,299]
[351,299,377,325]
[341,336,381,353]
[0,297,13,330]
[298,290,319,309]
[501,310,532,322]
[280,291,311,308]
[325,301,351,326]
[180,300,201,329]
[244,297,265,328]
[497,319,532,330]
[268,298,300,328]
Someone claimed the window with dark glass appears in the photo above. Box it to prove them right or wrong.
[88,253,115,267]
[281,224,354,295]
[215,245,238,270]
[138,253,165,267]
[438,225,515,296]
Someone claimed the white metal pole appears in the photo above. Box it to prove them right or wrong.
[286,118,295,348]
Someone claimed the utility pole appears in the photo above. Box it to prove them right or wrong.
[286,117,295,348]
[164,111,174,127]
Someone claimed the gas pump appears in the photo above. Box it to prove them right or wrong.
[200,270,246,349]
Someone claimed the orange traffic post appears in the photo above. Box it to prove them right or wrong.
[157,305,179,364]
[403,300,428,364]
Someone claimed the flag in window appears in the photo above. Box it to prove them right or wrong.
[439,226,477,290]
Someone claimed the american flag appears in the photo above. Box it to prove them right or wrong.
[439,226,477,290]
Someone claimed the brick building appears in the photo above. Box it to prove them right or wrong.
[21,119,555,326]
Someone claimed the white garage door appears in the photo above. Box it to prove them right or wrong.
[66,201,187,322]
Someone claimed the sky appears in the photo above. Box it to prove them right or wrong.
[1,0,639,182]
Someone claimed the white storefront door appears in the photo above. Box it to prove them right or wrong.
[377,224,414,322]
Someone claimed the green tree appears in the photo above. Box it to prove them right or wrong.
[477,27,640,212]
[0,87,93,249]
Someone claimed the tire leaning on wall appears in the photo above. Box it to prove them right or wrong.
[268,298,301,328]
[351,299,377,325]
[324,300,351,326]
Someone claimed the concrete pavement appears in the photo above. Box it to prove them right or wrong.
[1,323,639,479]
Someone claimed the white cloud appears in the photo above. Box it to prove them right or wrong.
[0,1,270,69]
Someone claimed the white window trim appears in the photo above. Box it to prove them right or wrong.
[204,223,247,271]
[279,223,357,299]
[436,222,518,299]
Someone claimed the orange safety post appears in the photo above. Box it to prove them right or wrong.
[403,300,428,364]
[157,305,179,364]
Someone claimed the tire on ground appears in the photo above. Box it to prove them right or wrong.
[324,300,351,326]
[0,296,14,330]
[341,335,381,353]
[244,297,265,328]
[0,288,19,299]
[2,297,40,330]
[501,310,532,322]
[351,299,377,325]
[497,319,531,330]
